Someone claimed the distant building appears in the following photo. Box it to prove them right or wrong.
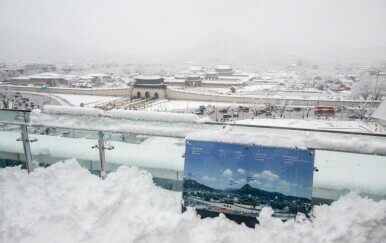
[215,64,234,76]
[190,65,204,73]
[8,72,67,87]
[24,64,56,73]
[88,73,111,84]
[132,74,166,99]
[185,75,201,86]
[205,71,219,80]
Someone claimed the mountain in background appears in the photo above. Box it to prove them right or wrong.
[183,179,219,192]
[228,184,310,202]
[145,33,304,67]
[1,30,384,66]
[183,179,310,202]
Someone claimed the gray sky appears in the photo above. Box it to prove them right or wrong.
[1,0,385,61]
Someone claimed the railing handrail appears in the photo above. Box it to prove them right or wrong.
[206,121,386,137]
[1,119,385,138]
[1,119,386,156]
[1,120,386,138]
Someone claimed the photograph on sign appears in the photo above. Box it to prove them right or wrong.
[183,140,315,224]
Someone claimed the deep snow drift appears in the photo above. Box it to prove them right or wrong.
[1,161,386,243]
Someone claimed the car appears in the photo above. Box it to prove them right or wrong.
[348,114,359,119]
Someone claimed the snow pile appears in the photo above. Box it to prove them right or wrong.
[30,110,193,138]
[43,105,104,116]
[41,105,210,123]
[106,109,211,123]
[186,127,386,156]
[1,161,386,243]
[51,94,120,107]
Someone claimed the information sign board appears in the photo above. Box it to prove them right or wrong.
[183,140,315,226]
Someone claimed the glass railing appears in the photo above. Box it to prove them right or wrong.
[0,124,27,169]
[0,108,30,123]
[103,131,185,191]
[0,109,385,203]
[27,126,102,175]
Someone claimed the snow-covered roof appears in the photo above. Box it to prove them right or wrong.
[30,72,63,79]
[88,73,110,77]
[10,76,30,80]
[206,71,218,75]
[186,74,201,78]
[79,75,95,80]
[372,100,386,120]
[216,64,232,69]
[135,74,163,80]
[190,65,204,71]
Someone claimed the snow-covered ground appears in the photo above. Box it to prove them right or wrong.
[1,160,385,243]
[51,94,122,107]
[234,118,378,133]
[146,100,247,112]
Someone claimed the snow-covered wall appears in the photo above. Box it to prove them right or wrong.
[166,89,382,107]
[2,85,131,96]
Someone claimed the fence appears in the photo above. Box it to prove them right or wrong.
[1,108,386,204]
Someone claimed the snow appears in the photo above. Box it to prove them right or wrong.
[238,84,278,93]
[40,105,211,123]
[1,160,386,243]
[372,100,386,121]
[51,94,120,107]
[186,127,386,156]
[234,118,377,133]
[1,128,385,196]
[106,109,211,123]
[134,74,163,80]
[42,105,104,116]
[30,108,386,155]
[145,99,246,111]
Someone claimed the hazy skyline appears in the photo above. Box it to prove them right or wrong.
[1,0,385,63]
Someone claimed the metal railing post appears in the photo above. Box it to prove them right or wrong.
[92,131,114,179]
[98,131,107,179]
[18,125,36,173]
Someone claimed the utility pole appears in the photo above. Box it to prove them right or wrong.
[371,71,380,109]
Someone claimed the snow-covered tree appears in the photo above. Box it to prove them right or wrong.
[274,105,287,118]
[0,87,13,109]
[351,72,385,101]
[352,103,369,121]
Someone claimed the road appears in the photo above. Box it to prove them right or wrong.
[17,92,71,109]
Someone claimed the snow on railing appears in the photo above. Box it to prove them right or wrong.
[186,127,386,155]
[29,107,386,155]
[41,105,210,123]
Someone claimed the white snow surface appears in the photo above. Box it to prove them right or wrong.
[1,160,386,243]
[41,105,211,123]
[235,118,377,133]
[186,127,386,156]
[372,100,386,120]
[51,94,120,107]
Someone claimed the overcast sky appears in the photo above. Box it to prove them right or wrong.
[1,0,385,60]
